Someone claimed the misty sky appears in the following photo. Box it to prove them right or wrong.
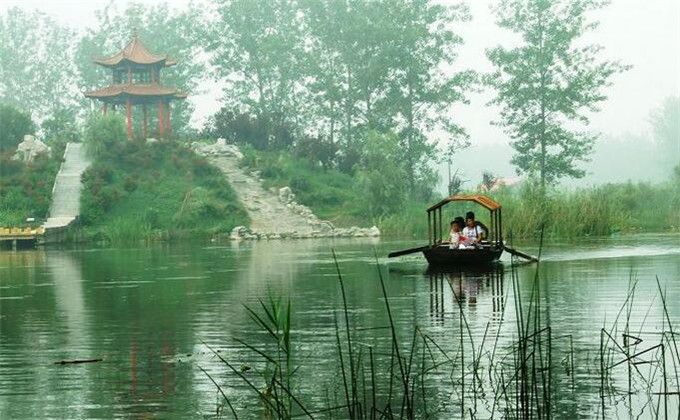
[2,0,679,185]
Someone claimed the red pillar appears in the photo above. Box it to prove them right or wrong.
[158,100,165,138]
[103,103,108,115]
[127,68,132,84]
[126,99,132,138]
[143,104,148,138]
[165,102,171,136]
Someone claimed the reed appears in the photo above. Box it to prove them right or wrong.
[203,253,679,418]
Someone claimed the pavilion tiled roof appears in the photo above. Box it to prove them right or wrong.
[94,33,177,68]
[84,83,187,99]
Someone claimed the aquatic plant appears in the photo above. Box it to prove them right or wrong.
[201,252,679,418]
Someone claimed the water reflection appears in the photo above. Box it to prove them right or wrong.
[426,265,505,325]
[0,235,678,418]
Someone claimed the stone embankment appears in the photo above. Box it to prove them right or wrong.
[192,139,380,240]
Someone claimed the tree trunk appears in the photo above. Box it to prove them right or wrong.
[406,80,416,196]
[345,65,353,149]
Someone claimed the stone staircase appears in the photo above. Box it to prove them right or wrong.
[43,143,91,233]
[193,140,380,240]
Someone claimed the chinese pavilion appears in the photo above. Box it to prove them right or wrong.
[84,30,187,138]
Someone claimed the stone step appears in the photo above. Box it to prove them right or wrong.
[44,143,91,229]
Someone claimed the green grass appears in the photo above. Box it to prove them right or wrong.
[490,181,680,239]
[240,145,366,227]
[0,144,64,227]
[239,146,680,239]
[80,138,249,243]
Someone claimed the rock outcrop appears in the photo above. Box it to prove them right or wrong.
[192,139,380,240]
[13,135,51,163]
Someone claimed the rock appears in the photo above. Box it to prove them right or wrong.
[278,187,295,204]
[146,137,158,144]
[368,226,381,237]
[192,138,243,159]
[313,220,335,233]
[13,135,51,163]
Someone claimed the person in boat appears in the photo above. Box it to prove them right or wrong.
[463,211,486,245]
[448,218,464,248]
[448,217,474,249]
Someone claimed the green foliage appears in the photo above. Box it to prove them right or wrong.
[486,0,630,187]
[240,146,364,226]
[205,0,474,198]
[293,135,335,170]
[490,180,680,238]
[650,96,680,174]
[41,108,81,146]
[355,131,408,218]
[0,104,35,152]
[0,8,78,120]
[83,114,126,158]
[80,139,249,242]
[241,146,676,238]
[204,109,294,150]
[206,0,304,129]
[0,148,63,226]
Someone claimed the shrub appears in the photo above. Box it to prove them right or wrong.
[0,105,34,152]
[294,135,335,169]
[83,114,126,158]
[205,108,294,150]
[355,131,408,218]
[41,108,80,146]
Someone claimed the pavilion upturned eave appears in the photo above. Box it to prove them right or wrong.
[93,36,177,68]
[84,84,187,102]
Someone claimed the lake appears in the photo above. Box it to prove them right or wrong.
[1,234,679,418]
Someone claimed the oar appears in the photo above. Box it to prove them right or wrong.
[503,245,539,263]
[388,245,430,258]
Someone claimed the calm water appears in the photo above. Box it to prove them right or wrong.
[1,234,679,419]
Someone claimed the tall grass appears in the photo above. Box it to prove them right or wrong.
[239,147,679,238]
[202,252,679,418]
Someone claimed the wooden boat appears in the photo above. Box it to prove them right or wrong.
[389,194,537,266]
[423,194,504,265]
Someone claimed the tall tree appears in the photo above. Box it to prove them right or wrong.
[301,0,395,167]
[0,8,78,122]
[487,0,629,188]
[76,2,204,135]
[650,96,680,174]
[385,0,474,197]
[206,0,305,134]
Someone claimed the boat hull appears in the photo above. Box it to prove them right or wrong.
[422,245,503,266]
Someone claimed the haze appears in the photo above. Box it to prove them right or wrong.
[2,0,679,187]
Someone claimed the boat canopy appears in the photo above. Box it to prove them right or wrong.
[426,194,503,245]
[427,194,501,212]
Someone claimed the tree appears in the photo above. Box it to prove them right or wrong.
[487,0,629,188]
[650,96,680,174]
[41,108,80,146]
[0,8,79,122]
[83,114,126,159]
[385,0,474,197]
[355,131,407,218]
[206,0,305,133]
[0,105,35,152]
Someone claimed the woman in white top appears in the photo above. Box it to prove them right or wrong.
[462,211,484,245]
